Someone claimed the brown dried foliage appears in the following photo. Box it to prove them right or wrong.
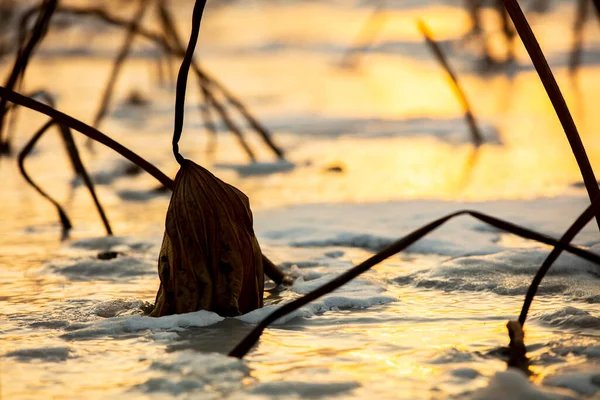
[150,160,264,317]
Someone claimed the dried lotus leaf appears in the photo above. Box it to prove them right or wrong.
[150,160,263,317]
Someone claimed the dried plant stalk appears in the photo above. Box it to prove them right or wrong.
[18,120,72,237]
[0,85,174,190]
[506,320,528,371]
[19,120,113,237]
[228,206,600,358]
[502,0,600,231]
[92,0,151,129]
[16,91,113,236]
[1,85,289,285]
[0,0,57,152]
[418,20,483,147]
[153,0,265,317]
[518,196,599,325]
[156,1,257,161]
[19,3,285,160]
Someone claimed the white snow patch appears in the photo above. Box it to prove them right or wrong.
[535,307,600,329]
[470,369,576,399]
[4,346,70,362]
[544,371,600,396]
[133,351,249,397]
[90,299,146,318]
[248,380,360,397]
[394,247,600,297]
[61,310,224,339]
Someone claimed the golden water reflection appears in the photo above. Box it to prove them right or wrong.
[2,0,600,398]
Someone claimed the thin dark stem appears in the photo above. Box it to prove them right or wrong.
[156,1,217,156]
[0,0,57,149]
[199,86,256,161]
[58,124,113,235]
[228,208,600,358]
[502,0,600,232]
[20,3,282,161]
[0,87,291,283]
[172,0,208,165]
[157,1,257,162]
[18,120,72,237]
[518,197,599,325]
[92,0,151,130]
[214,78,285,160]
[155,0,179,88]
[569,0,588,75]
[0,86,174,190]
[21,89,113,235]
[199,78,218,156]
[160,0,283,160]
[418,20,483,147]
[18,119,113,236]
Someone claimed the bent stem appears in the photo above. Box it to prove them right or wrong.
[19,120,113,236]
[0,0,57,151]
[518,197,600,325]
[228,208,600,358]
[20,3,284,161]
[58,124,113,235]
[0,86,291,284]
[418,20,483,147]
[0,86,174,190]
[22,90,113,235]
[157,1,257,162]
[91,0,151,130]
[171,0,208,165]
[18,120,72,238]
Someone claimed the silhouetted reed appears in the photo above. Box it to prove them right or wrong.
[15,1,285,161]
[1,0,598,375]
[569,0,589,76]
[418,20,483,147]
[16,91,112,237]
[502,0,600,232]
[228,203,600,358]
[92,0,151,131]
[0,0,56,154]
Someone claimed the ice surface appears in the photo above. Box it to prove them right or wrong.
[470,369,576,400]
[3,346,71,362]
[61,311,225,340]
[391,248,600,297]
[535,307,600,330]
[42,255,155,281]
[214,160,296,177]
[258,197,600,257]
[248,381,360,398]
[132,351,250,398]
[543,371,600,396]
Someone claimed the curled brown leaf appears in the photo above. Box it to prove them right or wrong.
[150,160,263,317]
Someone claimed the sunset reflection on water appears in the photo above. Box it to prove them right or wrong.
[1,1,600,399]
